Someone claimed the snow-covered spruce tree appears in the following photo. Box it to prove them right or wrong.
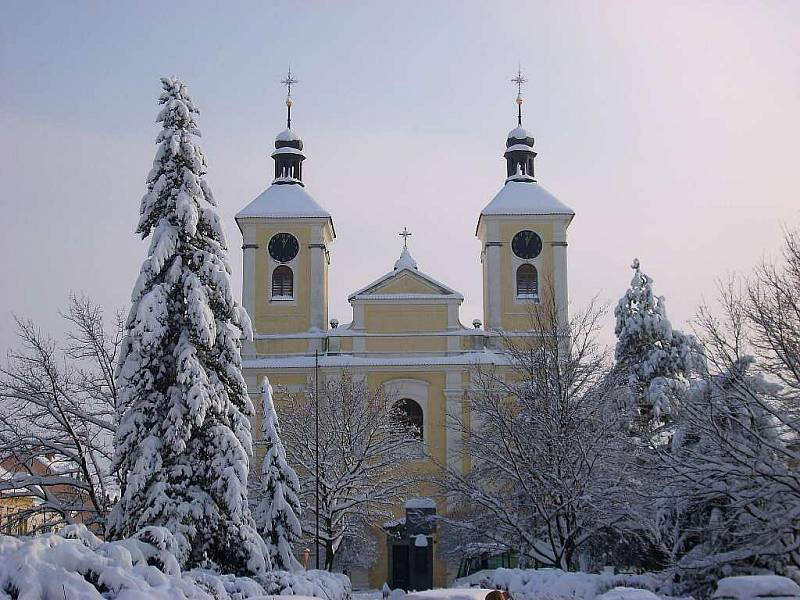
[253,376,303,571]
[107,77,267,575]
[614,258,697,424]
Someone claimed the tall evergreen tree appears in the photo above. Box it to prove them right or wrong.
[614,259,696,423]
[253,376,303,571]
[107,77,267,575]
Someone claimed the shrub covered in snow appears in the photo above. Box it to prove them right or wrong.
[712,575,800,600]
[259,569,351,600]
[453,568,663,600]
[0,525,351,600]
[596,587,660,600]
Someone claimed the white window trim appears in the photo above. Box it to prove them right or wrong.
[383,378,429,457]
[512,257,541,305]
[268,242,299,303]
[270,267,296,302]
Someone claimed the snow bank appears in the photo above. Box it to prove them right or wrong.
[0,527,351,600]
[260,569,351,600]
[713,576,800,600]
[404,589,497,600]
[406,589,497,600]
[596,588,660,600]
[453,568,661,600]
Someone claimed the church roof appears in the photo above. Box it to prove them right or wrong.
[275,128,301,142]
[236,183,332,222]
[479,180,575,219]
[507,125,532,140]
[394,247,418,270]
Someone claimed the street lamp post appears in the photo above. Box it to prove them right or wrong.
[315,349,320,570]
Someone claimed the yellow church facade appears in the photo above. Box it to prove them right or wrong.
[236,95,574,589]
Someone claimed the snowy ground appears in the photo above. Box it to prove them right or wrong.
[453,568,666,600]
[353,590,383,600]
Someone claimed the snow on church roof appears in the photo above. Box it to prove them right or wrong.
[275,128,301,142]
[236,183,332,222]
[508,125,532,140]
[480,180,575,220]
[394,247,418,270]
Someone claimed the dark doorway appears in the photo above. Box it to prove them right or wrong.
[390,543,409,591]
[409,536,433,591]
[385,499,437,591]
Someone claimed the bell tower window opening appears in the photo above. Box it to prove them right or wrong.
[271,265,294,299]
[395,398,424,440]
[516,263,538,298]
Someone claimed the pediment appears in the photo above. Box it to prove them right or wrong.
[371,271,450,296]
[349,267,462,301]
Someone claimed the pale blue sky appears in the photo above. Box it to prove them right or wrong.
[1,1,799,350]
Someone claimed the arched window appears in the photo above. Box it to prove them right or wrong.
[395,398,423,440]
[271,265,294,299]
[516,263,538,298]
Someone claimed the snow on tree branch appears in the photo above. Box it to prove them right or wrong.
[0,296,121,534]
[439,286,634,570]
[279,373,421,570]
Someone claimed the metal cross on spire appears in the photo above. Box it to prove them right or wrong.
[511,65,527,126]
[280,66,299,129]
[399,226,412,250]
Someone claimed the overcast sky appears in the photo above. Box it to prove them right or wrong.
[1,1,798,352]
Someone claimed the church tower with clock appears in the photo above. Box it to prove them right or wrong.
[236,69,335,351]
[237,70,574,590]
[477,70,574,332]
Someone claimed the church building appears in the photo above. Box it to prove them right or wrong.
[236,73,574,589]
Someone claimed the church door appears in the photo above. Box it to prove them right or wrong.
[390,542,409,591]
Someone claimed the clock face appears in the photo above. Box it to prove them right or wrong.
[512,230,542,259]
[268,233,299,263]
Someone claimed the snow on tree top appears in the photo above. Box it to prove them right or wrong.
[236,183,333,221]
[276,128,301,142]
[479,181,574,220]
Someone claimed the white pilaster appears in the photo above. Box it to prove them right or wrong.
[241,224,258,321]
[309,224,326,331]
[552,220,569,328]
[485,220,503,330]
[444,371,464,474]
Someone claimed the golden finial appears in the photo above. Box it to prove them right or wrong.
[280,66,298,129]
[511,65,527,125]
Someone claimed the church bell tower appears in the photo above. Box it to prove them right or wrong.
[476,69,574,332]
[236,69,335,347]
